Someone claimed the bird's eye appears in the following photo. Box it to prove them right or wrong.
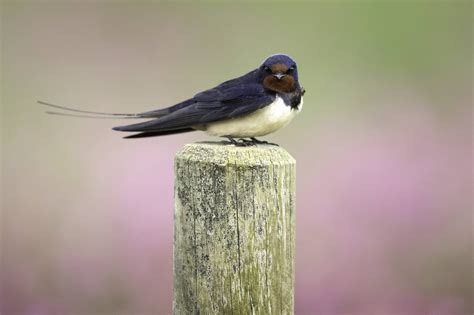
[263,66,271,72]
[288,66,295,72]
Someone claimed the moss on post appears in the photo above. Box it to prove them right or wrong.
[173,142,296,315]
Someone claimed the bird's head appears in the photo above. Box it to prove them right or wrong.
[259,54,299,93]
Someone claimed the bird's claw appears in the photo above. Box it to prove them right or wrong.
[236,138,256,146]
[225,137,279,147]
[250,137,279,146]
[225,137,255,147]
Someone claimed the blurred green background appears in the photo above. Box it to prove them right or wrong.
[2,1,472,314]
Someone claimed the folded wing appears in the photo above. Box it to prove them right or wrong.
[113,84,274,135]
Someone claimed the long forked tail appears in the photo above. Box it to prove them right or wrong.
[38,100,197,138]
[38,100,156,119]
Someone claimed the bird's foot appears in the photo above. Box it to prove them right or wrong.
[238,138,258,145]
[236,138,256,146]
[224,137,278,147]
[250,137,279,146]
[225,137,255,147]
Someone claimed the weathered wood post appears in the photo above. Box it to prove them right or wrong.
[173,142,296,314]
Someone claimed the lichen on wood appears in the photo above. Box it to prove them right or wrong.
[173,142,296,315]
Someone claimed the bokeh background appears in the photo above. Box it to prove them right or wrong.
[1,1,472,314]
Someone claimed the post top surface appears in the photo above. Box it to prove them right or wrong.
[176,141,295,166]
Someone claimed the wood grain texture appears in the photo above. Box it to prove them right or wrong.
[174,142,296,315]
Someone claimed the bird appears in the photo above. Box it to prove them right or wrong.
[39,54,305,146]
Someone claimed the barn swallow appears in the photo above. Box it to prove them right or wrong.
[39,54,305,146]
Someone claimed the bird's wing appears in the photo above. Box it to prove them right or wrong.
[113,84,274,132]
[137,69,258,117]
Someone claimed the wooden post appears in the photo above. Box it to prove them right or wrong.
[173,142,296,315]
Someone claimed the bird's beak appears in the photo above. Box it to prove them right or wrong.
[273,73,286,80]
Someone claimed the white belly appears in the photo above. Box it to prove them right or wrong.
[202,96,303,138]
